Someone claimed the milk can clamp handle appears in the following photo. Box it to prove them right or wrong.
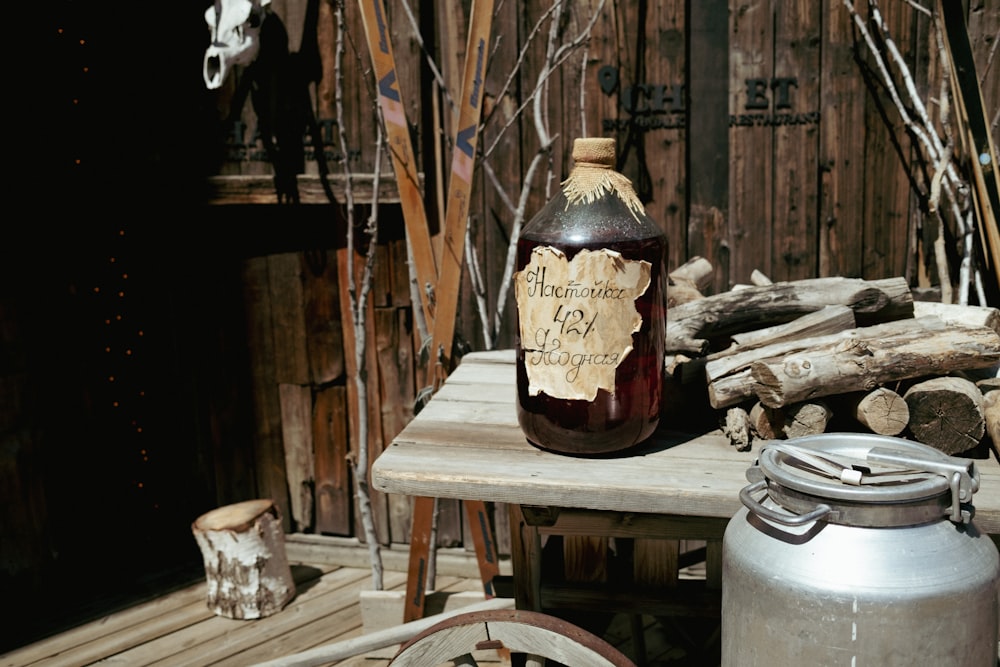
[866,446,980,524]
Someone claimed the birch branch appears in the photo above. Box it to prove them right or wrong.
[842,0,984,304]
[336,1,383,591]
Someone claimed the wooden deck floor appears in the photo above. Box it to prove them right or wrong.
[1,537,720,667]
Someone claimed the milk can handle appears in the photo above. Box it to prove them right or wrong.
[739,480,833,526]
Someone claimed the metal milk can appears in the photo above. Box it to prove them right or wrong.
[722,433,999,666]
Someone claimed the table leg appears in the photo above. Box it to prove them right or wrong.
[509,504,543,611]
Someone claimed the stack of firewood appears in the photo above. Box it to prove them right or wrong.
[664,258,1000,456]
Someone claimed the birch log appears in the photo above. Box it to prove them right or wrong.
[750,318,1000,408]
[903,377,986,455]
[192,499,296,619]
[665,276,913,355]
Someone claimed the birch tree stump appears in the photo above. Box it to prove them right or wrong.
[903,377,986,455]
[192,499,296,619]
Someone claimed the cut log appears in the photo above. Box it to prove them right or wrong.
[782,401,833,438]
[192,499,296,619]
[669,256,714,292]
[842,387,909,436]
[699,305,857,396]
[749,402,781,440]
[903,376,986,455]
[750,269,772,286]
[750,318,1000,408]
[668,256,714,307]
[722,406,752,451]
[707,368,756,410]
[665,276,913,355]
[912,301,1000,334]
[727,305,856,350]
[984,387,1000,449]
[746,401,831,440]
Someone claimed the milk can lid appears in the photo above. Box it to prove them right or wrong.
[749,432,980,525]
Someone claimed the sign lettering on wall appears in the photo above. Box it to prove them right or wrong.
[597,66,819,132]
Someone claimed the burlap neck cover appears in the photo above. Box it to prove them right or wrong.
[560,138,646,220]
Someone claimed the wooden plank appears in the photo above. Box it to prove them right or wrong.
[0,583,210,665]
[375,306,415,544]
[313,384,352,535]
[26,598,216,667]
[633,539,679,588]
[728,0,774,285]
[537,510,728,541]
[819,0,867,279]
[563,535,608,584]
[771,0,821,281]
[509,504,543,611]
[145,570,405,667]
[173,571,411,667]
[205,174,406,205]
[967,1,1000,150]
[279,382,316,532]
[687,0,730,291]
[283,535,511,579]
[646,0,688,274]
[301,248,344,385]
[402,495,436,622]
[268,253,311,384]
[241,257,292,530]
[388,232,414,309]
[375,356,1000,533]
[860,2,914,280]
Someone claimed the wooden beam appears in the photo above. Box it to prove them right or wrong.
[205,174,412,205]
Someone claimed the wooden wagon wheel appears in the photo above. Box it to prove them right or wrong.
[389,609,637,666]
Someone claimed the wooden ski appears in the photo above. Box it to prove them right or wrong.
[357,0,500,624]
[356,0,438,327]
[425,0,495,389]
[939,0,1000,291]
[401,0,499,623]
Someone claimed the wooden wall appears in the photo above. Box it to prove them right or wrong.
[203,0,999,555]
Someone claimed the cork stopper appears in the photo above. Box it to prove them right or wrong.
[572,138,616,167]
[562,137,644,217]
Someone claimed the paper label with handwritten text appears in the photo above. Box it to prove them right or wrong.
[515,246,650,401]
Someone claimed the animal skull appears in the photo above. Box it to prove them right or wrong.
[203,0,271,89]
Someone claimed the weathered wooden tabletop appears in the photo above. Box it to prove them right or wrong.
[372,349,1000,535]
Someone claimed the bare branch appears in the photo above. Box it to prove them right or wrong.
[336,0,383,591]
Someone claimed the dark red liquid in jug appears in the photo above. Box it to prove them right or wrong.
[514,139,667,456]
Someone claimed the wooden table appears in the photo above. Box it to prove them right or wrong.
[372,350,1000,618]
